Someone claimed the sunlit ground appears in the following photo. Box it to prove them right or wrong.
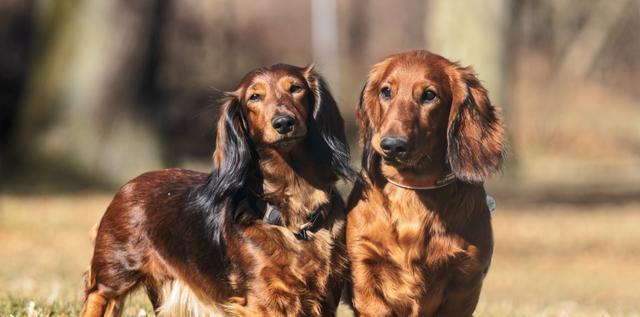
[1,194,639,316]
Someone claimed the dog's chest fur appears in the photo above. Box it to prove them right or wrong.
[227,213,346,317]
[266,178,330,230]
[348,183,488,316]
[226,175,345,316]
[210,148,347,316]
[158,205,346,317]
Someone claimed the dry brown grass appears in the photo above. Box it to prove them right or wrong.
[477,203,640,317]
[1,194,639,316]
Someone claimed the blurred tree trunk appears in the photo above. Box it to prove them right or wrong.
[154,0,232,159]
[17,0,166,186]
[311,0,339,86]
[555,0,632,79]
[0,0,35,171]
[425,0,509,107]
[425,0,518,180]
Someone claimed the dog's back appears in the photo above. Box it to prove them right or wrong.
[84,168,230,316]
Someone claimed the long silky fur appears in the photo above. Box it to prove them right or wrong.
[355,84,382,185]
[304,67,356,181]
[446,67,505,184]
[158,280,226,317]
[189,97,252,266]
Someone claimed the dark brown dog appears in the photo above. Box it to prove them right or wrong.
[347,50,505,317]
[81,64,355,317]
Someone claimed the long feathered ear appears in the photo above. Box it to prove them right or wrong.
[356,59,388,181]
[356,83,378,177]
[447,66,505,183]
[303,66,356,180]
[192,94,252,247]
[210,95,252,201]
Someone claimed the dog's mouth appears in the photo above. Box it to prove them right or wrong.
[381,152,429,168]
[382,156,400,165]
[272,135,304,146]
[381,155,413,168]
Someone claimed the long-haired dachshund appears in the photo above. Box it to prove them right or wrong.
[347,50,505,316]
[81,64,355,317]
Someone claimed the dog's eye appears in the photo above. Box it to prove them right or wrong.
[289,84,302,94]
[248,93,261,102]
[421,90,437,103]
[380,87,392,100]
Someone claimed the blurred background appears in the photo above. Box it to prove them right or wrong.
[1,0,639,316]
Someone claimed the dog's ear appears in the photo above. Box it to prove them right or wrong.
[356,83,377,176]
[191,93,252,254]
[356,60,388,179]
[303,66,355,180]
[447,66,505,183]
[211,94,252,200]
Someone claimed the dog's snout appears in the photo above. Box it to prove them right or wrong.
[380,136,408,158]
[271,115,296,134]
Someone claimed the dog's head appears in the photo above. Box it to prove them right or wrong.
[195,64,354,250]
[232,64,312,150]
[211,64,353,197]
[357,50,505,184]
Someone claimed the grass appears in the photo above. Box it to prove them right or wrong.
[1,194,639,316]
[476,203,640,317]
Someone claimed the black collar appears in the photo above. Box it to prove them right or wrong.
[261,194,332,241]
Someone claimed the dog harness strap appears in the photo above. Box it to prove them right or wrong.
[294,203,327,240]
[262,202,329,240]
[261,190,333,240]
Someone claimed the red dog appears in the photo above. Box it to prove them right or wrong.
[81,64,354,317]
[347,50,505,316]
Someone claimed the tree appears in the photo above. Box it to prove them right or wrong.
[17,0,166,186]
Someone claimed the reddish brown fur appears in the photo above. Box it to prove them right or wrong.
[347,50,505,316]
[81,64,350,317]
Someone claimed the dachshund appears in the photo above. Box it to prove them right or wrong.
[346,50,505,317]
[81,64,355,317]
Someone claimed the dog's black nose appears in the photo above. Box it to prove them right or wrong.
[272,115,296,134]
[380,136,408,158]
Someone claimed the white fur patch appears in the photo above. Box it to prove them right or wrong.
[157,280,227,317]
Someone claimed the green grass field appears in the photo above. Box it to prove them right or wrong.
[1,194,639,317]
